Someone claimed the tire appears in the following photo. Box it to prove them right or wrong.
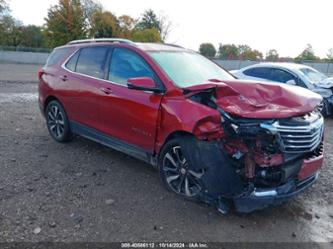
[45,100,73,142]
[158,136,205,200]
[321,99,330,118]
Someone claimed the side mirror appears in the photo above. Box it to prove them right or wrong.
[127,77,164,93]
[286,79,296,85]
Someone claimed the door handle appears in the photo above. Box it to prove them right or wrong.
[60,75,68,81]
[100,87,113,95]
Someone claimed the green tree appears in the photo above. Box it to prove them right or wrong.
[0,15,23,46]
[238,44,263,60]
[20,25,44,47]
[136,9,160,31]
[0,0,8,14]
[118,15,137,39]
[90,10,119,38]
[199,43,216,58]
[132,28,161,42]
[218,44,239,59]
[296,44,319,61]
[266,49,279,61]
[44,0,87,47]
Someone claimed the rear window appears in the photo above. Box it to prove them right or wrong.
[46,47,71,66]
[243,67,270,79]
[75,46,109,79]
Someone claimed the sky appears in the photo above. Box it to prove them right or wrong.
[8,0,333,58]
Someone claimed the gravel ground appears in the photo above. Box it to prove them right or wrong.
[0,64,332,243]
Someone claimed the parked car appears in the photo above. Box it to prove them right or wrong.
[230,62,333,116]
[38,39,324,213]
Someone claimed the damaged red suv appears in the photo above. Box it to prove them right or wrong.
[38,38,324,213]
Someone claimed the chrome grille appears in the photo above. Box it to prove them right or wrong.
[260,114,324,153]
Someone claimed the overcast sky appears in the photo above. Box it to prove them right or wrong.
[8,0,333,58]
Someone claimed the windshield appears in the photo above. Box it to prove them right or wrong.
[299,67,327,84]
[149,51,234,88]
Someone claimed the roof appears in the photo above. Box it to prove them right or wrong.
[249,62,311,70]
[65,38,189,52]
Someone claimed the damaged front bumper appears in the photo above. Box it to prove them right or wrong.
[233,150,323,213]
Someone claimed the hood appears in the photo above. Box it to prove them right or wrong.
[185,80,322,119]
[314,77,333,89]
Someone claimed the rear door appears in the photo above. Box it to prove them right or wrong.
[97,47,163,152]
[61,46,110,129]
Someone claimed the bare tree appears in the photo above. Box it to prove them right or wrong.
[158,13,172,42]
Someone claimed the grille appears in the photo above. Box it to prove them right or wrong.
[261,113,324,153]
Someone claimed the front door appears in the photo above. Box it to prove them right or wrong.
[98,47,163,152]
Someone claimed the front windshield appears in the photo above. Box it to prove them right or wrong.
[299,67,327,84]
[149,51,234,88]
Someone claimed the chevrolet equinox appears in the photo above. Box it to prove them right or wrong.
[38,38,324,213]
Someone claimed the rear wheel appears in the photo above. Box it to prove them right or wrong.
[159,137,205,200]
[45,100,72,142]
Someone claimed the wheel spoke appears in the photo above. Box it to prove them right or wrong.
[56,125,61,137]
[177,175,185,192]
[173,146,186,165]
[50,124,56,131]
[48,111,55,121]
[188,170,204,179]
[184,177,191,196]
[166,174,180,184]
[165,152,177,167]
[53,106,59,118]
[163,166,178,173]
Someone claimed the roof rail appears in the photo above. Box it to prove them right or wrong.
[162,43,184,49]
[67,38,135,45]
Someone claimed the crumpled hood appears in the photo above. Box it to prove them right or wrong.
[185,80,322,119]
[314,77,333,88]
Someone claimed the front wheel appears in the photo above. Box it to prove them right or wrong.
[45,100,73,142]
[159,137,205,200]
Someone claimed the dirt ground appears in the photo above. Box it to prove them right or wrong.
[0,63,332,243]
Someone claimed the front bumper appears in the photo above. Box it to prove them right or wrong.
[233,151,323,213]
[234,173,318,213]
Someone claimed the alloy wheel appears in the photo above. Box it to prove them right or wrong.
[162,145,204,197]
[47,105,65,139]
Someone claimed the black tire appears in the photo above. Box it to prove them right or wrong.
[45,100,73,142]
[321,99,330,118]
[158,136,205,200]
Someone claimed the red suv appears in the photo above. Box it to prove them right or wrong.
[39,38,324,213]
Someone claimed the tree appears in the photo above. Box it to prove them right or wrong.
[136,9,160,31]
[90,10,119,38]
[238,44,263,60]
[218,44,239,59]
[0,0,8,14]
[326,48,333,62]
[132,28,161,42]
[158,13,172,41]
[266,49,279,61]
[199,43,216,58]
[44,0,87,47]
[118,15,137,39]
[296,44,319,61]
[0,15,23,46]
[20,25,44,47]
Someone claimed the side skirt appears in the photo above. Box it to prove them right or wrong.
[70,121,157,166]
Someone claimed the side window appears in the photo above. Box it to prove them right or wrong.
[46,47,71,66]
[76,46,109,79]
[109,48,156,85]
[267,69,296,83]
[243,67,271,79]
[65,51,79,71]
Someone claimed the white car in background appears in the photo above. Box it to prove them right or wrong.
[231,63,333,116]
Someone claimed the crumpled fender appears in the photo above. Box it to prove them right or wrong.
[179,136,244,200]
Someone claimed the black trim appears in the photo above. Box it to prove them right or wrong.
[70,121,156,166]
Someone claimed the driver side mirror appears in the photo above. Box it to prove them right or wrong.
[286,79,296,85]
[127,77,164,94]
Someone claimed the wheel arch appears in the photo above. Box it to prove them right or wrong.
[44,95,61,112]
